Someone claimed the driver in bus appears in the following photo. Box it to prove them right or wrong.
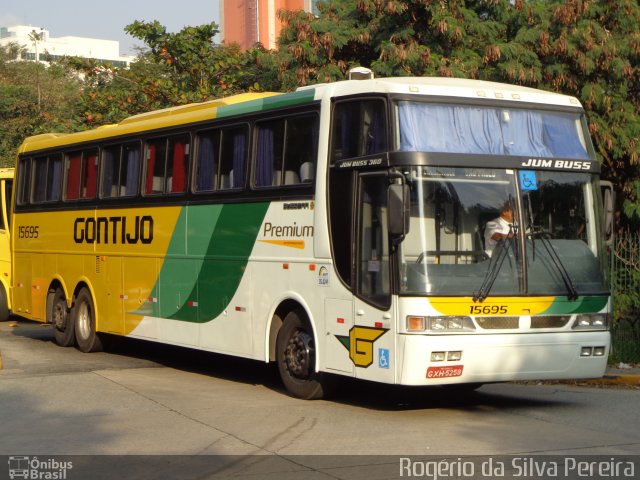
[484,202,515,257]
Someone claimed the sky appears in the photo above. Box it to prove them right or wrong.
[1,0,221,56]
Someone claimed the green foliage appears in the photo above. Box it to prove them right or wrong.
[623,181,640,221]
[274,0,640,228]
[1,2,640,229]
[66,21,272,126]
[0,44,83,167]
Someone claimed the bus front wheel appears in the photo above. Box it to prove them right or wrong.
[276,310,334,400]
[51,288,74,347]
[73,288,102,353]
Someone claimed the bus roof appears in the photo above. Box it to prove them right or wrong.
[18,91,293,154]
[305,76,583,109]
[18,76,582,155]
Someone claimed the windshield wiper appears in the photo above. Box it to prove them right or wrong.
[473,224,517,302]
[530,229,579,300]
[524,193,536,261]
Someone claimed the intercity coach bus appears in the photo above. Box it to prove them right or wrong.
[12,70,612,398]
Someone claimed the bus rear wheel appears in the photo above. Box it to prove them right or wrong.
[73,288,102,353]
[51,288,74,347]
[276,310,333,400]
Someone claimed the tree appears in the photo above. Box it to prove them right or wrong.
[0,44,83,167]
[274,0,640,226]
[271,0,508,89]
[489,0,640,225]
[69,21,272,127]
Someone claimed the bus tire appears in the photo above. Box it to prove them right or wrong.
[51,288,74,347]
[73,288,102,353]
[0,285,9,321]
[276,309,334,400]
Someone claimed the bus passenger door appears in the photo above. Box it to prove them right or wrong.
[351,173,395,384]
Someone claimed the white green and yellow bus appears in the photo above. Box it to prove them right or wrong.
[0,167,14,321]
[12,70,612,398]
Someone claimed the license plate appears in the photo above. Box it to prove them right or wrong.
[426,365,464,379]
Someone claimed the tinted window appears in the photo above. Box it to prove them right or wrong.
[255,114,318,188]
[194,125,248,192]
[144,134,190,195]
[32,154,62,203]
[101,143,140,198]
[65,149,99,200]
[331,99,387,163]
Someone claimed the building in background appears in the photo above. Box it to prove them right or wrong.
[221,0,320,50]
[0,25,134,67]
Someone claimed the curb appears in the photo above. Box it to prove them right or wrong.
[584,374,640,387]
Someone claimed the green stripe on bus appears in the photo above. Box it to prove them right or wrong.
[541,295,608,315]
[216,89,316,118]
[137,202,270,323]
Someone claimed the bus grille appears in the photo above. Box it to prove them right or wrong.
[531,315,571,328]
[475,317,519,329]
[475,315,572,330]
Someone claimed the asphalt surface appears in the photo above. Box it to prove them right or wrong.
[2,317,640,479]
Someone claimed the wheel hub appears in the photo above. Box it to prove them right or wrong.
[53,302,66,331]
[284,330,313,379]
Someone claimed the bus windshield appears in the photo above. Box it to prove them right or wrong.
[397,101,591,159]
[399,167,607,297]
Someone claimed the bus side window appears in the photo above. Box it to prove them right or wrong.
[220,126,248,190]
[102,144,140,198]
[255,119,285,187]
[81,152,98,200]
[144,138,167,195]
[32,157,48,203]
[194,130,220,192]
[331,99,387,163]
[32,155,62,203]
[65,152,82,200]
[122,144,141,196]
[16,158,31,206]
[144,135,189,195]
[65,149,97,201]
[285,114,318,184]
[254,114,317,188]
[167,134,190,193]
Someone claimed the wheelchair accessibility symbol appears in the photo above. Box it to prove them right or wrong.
[519,170,538,191]
[379,348,390,369]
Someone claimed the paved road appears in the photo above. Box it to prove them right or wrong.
[1,318,639,478]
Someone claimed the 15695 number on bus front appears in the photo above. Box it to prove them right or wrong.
[469,305,508,315]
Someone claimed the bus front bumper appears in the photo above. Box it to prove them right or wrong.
[397,331,610,386]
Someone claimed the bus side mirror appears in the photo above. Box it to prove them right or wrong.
[388,183,410,237]
[601,181,615,246]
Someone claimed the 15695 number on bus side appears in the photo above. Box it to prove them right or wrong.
[18,225,39,239]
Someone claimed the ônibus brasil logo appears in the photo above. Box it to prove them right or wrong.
[8,456,73,479]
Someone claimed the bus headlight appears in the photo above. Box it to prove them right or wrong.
[572,314,609,330]
[406,316,475,333]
